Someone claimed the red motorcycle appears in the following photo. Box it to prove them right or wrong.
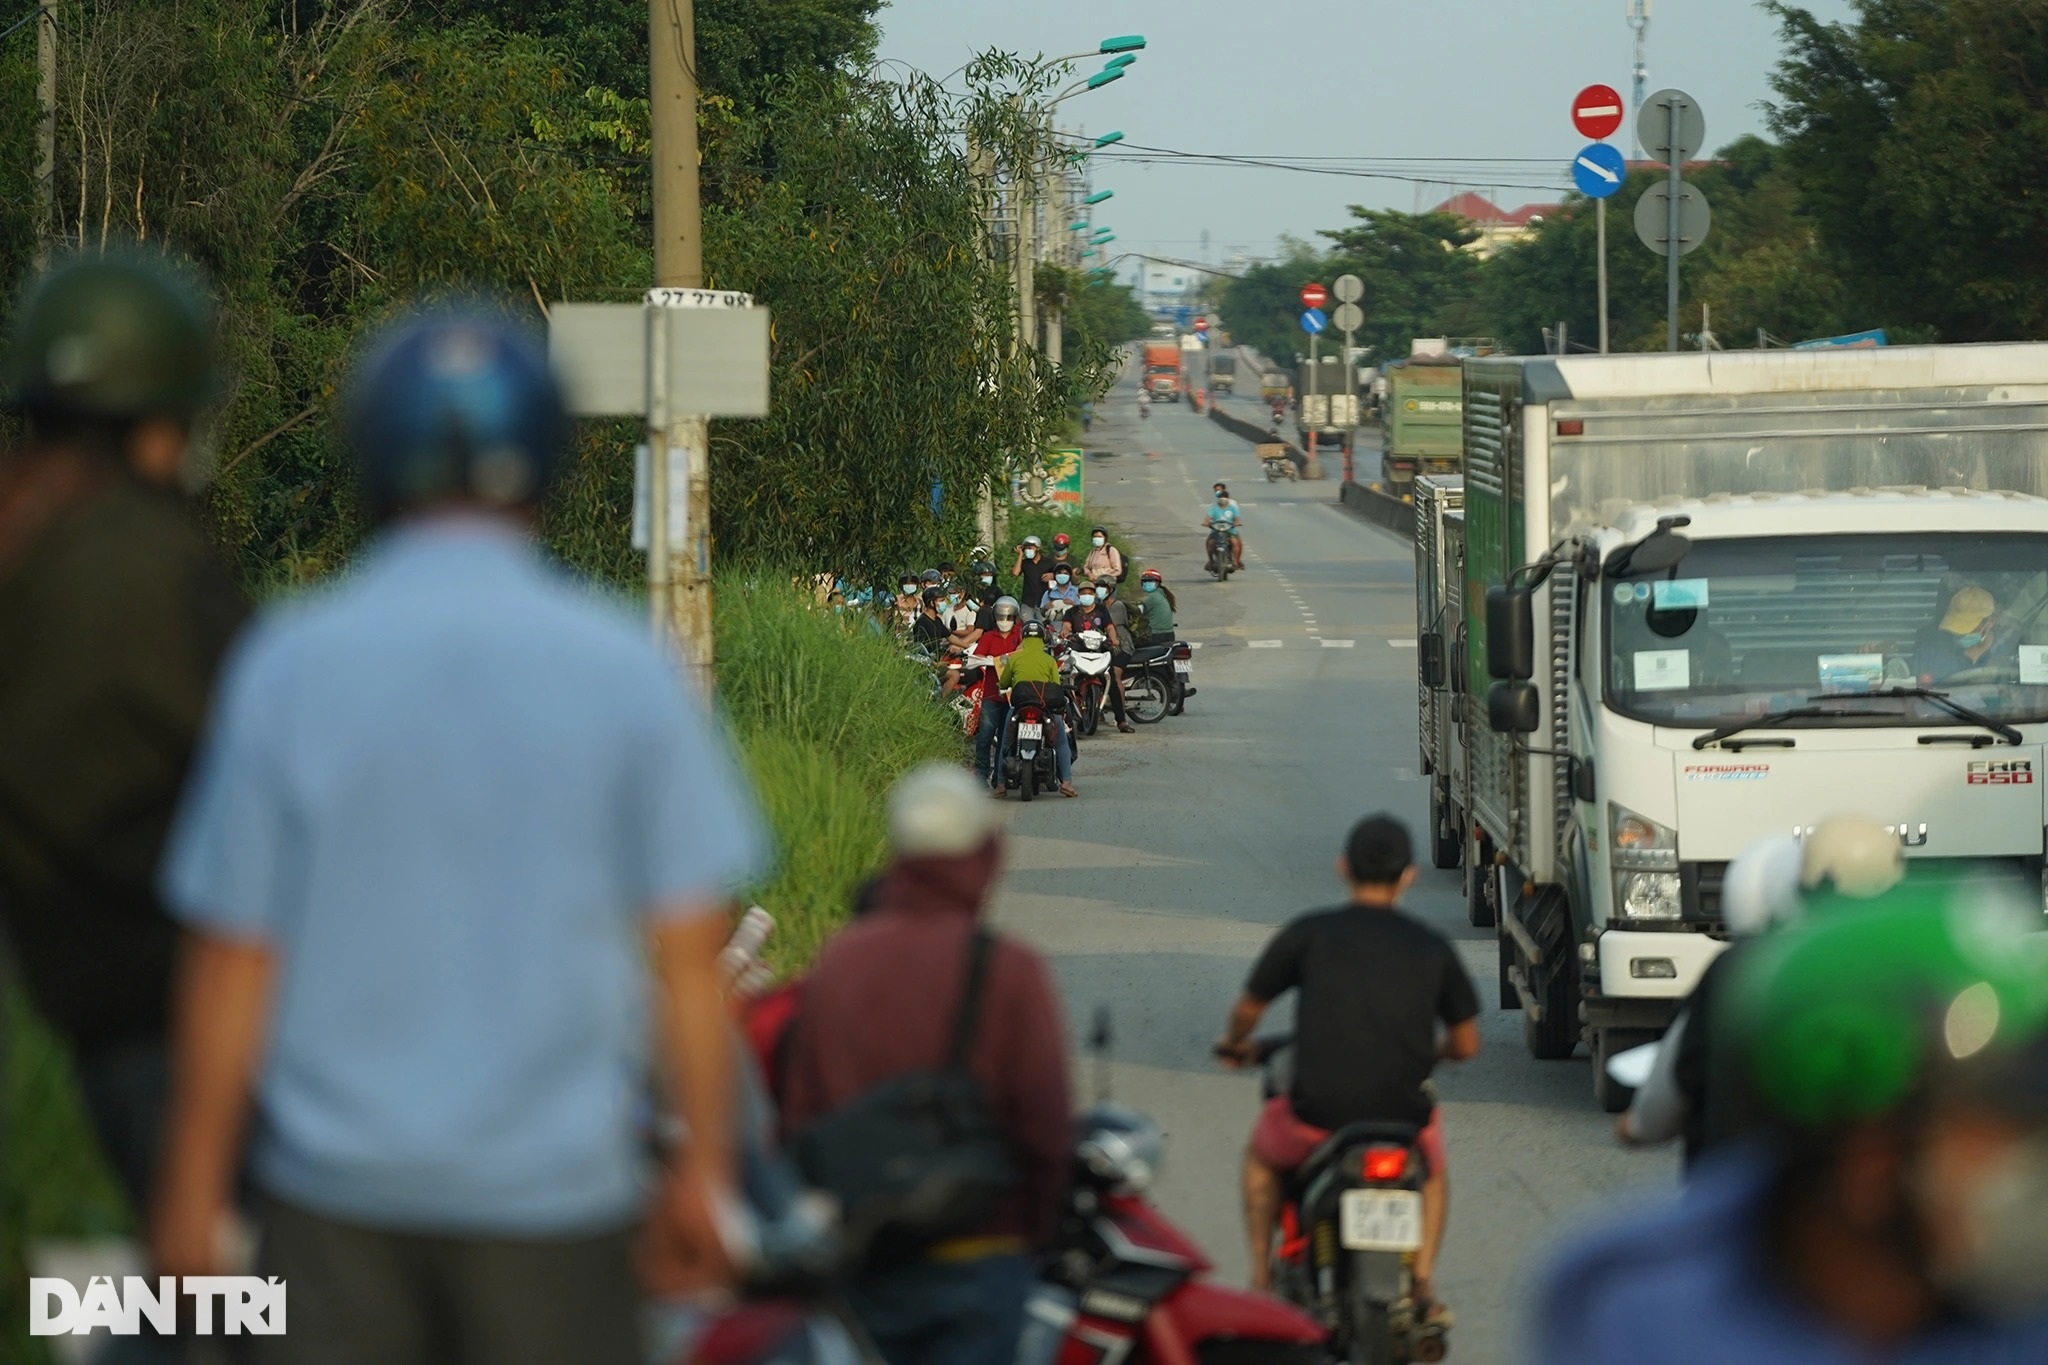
[1021,1101,1329,1365]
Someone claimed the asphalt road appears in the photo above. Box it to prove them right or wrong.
[987,379,1679,1365]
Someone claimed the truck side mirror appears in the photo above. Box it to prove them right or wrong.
[1419,632,1446,688]
[1572,756,1597,803]
[1486,585,1536,680]
[1487,681,1541,734]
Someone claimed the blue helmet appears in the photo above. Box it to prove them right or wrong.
[344,308,567,519]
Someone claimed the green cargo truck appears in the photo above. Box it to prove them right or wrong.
[1210,351,1237,393]
[1378,358,1464,487]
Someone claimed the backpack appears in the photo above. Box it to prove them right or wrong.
[791,929,1017,1265]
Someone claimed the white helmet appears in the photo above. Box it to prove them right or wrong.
[1800,816,1905,899]
[1722,836,1806,939]
[1722,817,1905,938]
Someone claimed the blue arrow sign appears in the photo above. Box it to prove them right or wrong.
[1571,142,1627,200]
[1301,308,1328,335]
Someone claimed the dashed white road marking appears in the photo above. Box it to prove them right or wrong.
[1249,640,1284,650]
[1318,639,1356,648]
[1386,639,1418,649]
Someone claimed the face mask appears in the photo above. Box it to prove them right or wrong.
[996,612,1016,626]
[980,575,995,587]
[1025,549,1038,559]
[1959,630,1988,648]
[1142,582,1158,593]
[1093,536,1106,547]
[1922,1132,2048,1319]
[1056,572,1070,585]
[1079,594,1096,607]
[901,585,916,596]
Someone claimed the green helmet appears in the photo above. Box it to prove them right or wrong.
[5,249,216,421]
[1718,877,2048,1131]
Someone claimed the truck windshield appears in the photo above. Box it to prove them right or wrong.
[1604,532,2048,729]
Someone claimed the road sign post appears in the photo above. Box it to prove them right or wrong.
[1332,274,1363,483]
[1572,87,1628,356]
[1636,88,1707,351]
[1300,295,1327,477]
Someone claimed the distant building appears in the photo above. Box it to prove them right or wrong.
[1428,192,1562,258]
[1141,261,1195,319]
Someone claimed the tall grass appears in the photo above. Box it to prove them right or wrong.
[715,570,966,965]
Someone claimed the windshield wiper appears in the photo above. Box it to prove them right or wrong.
[1826,686,2023,746]
[1691,705,1884,751]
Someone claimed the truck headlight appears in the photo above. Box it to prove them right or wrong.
[1610,803,1678,871]
[1620,871,1683,920]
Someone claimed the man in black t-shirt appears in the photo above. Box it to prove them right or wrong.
[1216,815,1479,1308]
[910,586,950,655]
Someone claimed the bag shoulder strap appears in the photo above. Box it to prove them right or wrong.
[946,927,996,1072]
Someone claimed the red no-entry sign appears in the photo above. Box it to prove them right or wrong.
[1194,317,1209,332]
[1573,84,1626,141]
[1300,282,1328,310]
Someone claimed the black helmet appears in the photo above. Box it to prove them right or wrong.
[344,308,566,520]
[921,585,945,606]
[919,568,943,586]
[1021,620,1045,640]
[6,249,216,421]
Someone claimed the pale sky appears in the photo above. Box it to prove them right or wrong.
[873,0,1858,280]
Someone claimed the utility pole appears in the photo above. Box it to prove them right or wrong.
[1628,0,1651,162]
[35,1,54,264]
[650,0,713,691]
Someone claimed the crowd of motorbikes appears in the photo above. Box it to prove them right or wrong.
[954,605,1196,801]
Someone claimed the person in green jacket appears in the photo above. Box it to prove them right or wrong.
[996,623,1075,797]
[0,251,245,1263]
[1135,567,1177,640]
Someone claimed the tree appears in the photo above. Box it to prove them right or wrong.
[1215,245,1332,367]
[1059,271,1151,371]
[1767,0,2048,341]
[420,0,883,106]
[1317,208,1487,359]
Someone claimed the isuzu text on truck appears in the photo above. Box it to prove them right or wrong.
[1413,345,2048,1110]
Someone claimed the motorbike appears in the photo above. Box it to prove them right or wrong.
[1001,689,1068,801]
[1260,442,1300,482]
[1205,521,1237,582]
[1022,1015,1329,1365]
[1122,641,1194,724]
[1248,1037,1446,1365]
[1064,628,1115,736]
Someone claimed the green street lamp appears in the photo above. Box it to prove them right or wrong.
[1084,190,1113,205]
[1070,220,1091,231]
[1093,229,1113,241]
[1095,233,1116,245]
[1099,35,1147,53]
[1093,130,1125,148]
[1084,68,1125,91]
[1104,54,1137,71]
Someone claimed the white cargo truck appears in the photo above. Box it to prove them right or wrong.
[1420,346,2048,1110]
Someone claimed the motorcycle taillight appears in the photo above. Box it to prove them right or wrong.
[1019,706,1044,722]
[1359,1146,1409,1182]
[1171,643,1192,660]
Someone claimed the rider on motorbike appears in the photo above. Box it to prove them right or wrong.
[1618,818,1904,1165]
[1215,816,1478,1320]
[970,598,1023,789]
[1069,582,1136,733]
[1203,486,1246,573]
[1134,568,1177,642]
[1539,880,2048,1364]
[996,621,1077,798]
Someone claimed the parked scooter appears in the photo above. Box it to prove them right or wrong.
[1022,1015,1329,1365]
[1123,640,1194,724]
[1247,1036,1446,1365]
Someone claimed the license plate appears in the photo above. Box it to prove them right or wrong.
[1017,722,1044,741]
[1173,660,1191,674]
[1339,1189,1422,1252]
